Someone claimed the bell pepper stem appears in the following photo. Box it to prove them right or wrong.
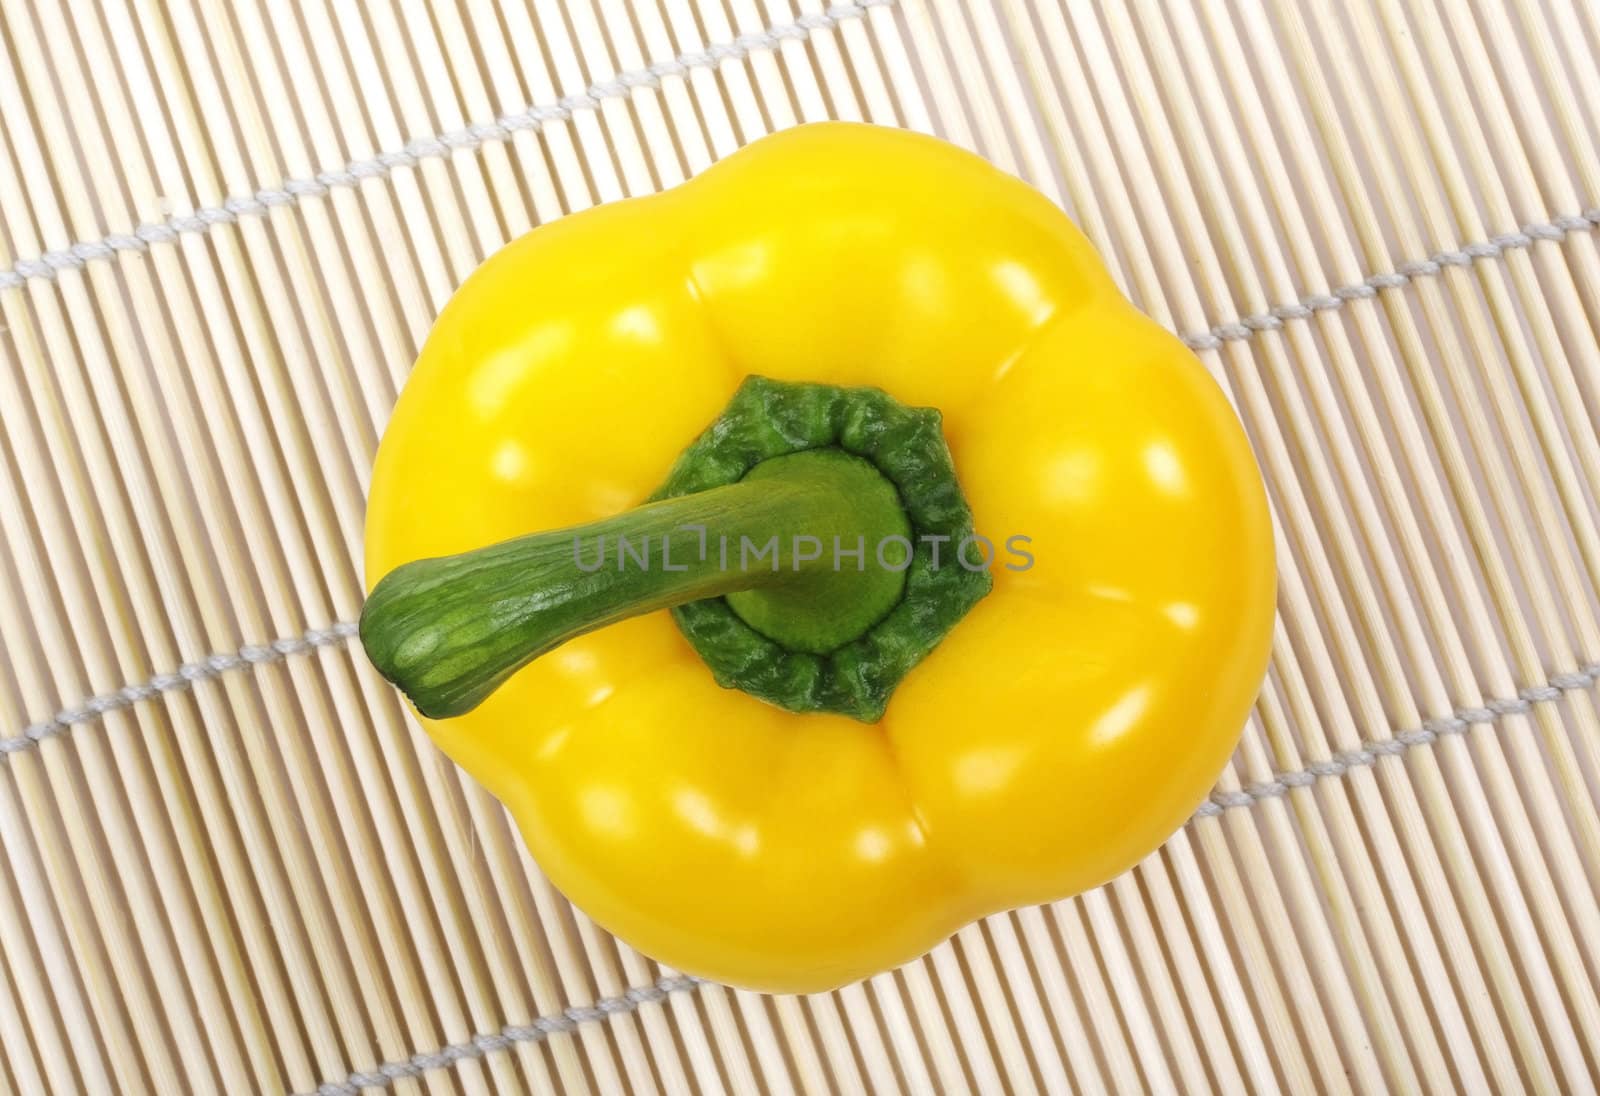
[360,448,909,719]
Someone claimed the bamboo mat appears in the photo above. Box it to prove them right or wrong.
[1,0,1598,1092]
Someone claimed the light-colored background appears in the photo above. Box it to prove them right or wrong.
[1,1,1599,1093]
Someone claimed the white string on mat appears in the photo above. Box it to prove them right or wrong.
[0,623,360,754]
[0,2,316,1090]
[12,0,467,1088]
[1290,0,1600,1079]
[1192,659,1600,814]
[1240,0,1593,1084]
[1179,209,1600,351]
[0,0,892,295]
[303,976,704,1096]
[1252,0,1600,1083]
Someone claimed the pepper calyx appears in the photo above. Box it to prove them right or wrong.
[653,376,991,722]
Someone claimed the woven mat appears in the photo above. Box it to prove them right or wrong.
[2,1,1599,1092]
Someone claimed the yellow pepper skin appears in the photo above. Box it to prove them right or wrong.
[364,123,1275,992]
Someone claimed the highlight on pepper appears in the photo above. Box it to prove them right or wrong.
[361,122,1276,993]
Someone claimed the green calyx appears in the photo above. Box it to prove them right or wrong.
[360,376,991,723]
[651,376,991,721]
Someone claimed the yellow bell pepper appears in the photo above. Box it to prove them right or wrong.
[362,122,1275,992]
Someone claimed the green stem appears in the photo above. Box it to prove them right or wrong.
[360,449,908,718]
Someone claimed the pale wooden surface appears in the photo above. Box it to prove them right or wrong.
[1,1,1598,1093]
